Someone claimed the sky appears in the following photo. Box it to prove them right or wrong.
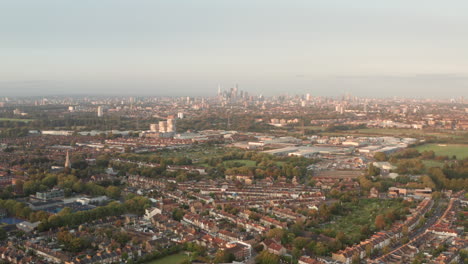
[1,0,468,98]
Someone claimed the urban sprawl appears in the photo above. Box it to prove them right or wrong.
[0,89,466,264]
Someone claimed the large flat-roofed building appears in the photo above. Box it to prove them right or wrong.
[36,188,64,201]
[28,199,64,211]
[264,146,352,157]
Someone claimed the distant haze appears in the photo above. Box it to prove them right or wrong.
[1,1,468,98]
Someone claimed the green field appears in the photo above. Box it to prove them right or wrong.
[422,160,446,168]
[0,118,34,123]
[223,159,257,167]
[157,145,232,161]
[144,253,189,264]
[275,161,286,166]
[319,199,406,244]
[414,144,468,160]
[301,125,326,131]
[321,128,466,140]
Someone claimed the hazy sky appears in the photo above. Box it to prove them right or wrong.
[1,0,468,98]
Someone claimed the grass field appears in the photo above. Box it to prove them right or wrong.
[223,159,257,167]
[275,161,286,167]
[157,145,233,161]
[355,128,420,135]
[301,125,326,131]
[321,128,466,140]
[0,118,34,123]
[414,144,468,160]
[144,253,189,264]
[319,199,405,244]
[422,160,446,168]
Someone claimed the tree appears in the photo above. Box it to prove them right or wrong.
[255,251,279,264]
[72,181,85,193]
[0,228,7,241]
[213,249,235,263]
[187,242,206,258]
[374,152,388,161]
[367,163,381,176]
[352,252,360,264]
[23,180,40,196]
[41,175,58,188]
[266,228,285,241]
[375,214,386,230]
[172,208,185,221]
[96,154,110,167]
[366,243,373,257]
[314,242,328,256]
[292,237,309,250]
[335,231,347,244]
[421,175,436,189]
[359,175,373,190]
[360,225,371,237]
[402,225,409,237]
[105,186,121,199]
[382,245,390,255]
[421,150,435,159]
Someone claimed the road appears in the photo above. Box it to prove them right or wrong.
[370,199,447,260]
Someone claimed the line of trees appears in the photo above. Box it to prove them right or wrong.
[38,196,150,231]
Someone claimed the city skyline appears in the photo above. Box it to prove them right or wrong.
[1,1,468,98]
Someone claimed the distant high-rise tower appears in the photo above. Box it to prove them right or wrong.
[335,104,345,114]
[64,151,71,169]
[167,116,176,133]
[97,106,103,117]
[149,124,159,132]
[158,121,167,133]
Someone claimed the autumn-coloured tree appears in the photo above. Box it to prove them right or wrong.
[375,214,386,230]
